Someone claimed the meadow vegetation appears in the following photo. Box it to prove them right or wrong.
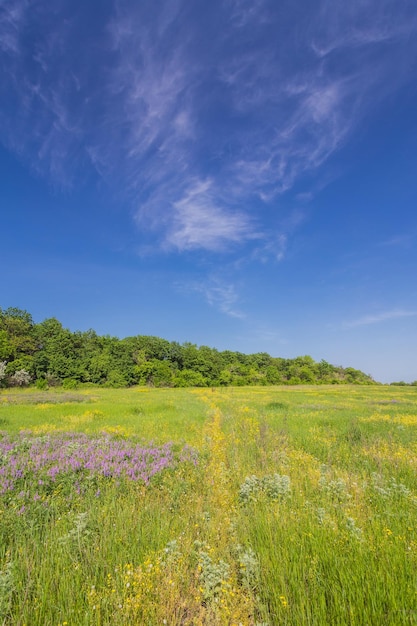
[1,384,417,624]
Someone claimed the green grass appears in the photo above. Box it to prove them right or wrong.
[0,385,417,624]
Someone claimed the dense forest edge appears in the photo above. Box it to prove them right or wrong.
[0,306,407,389]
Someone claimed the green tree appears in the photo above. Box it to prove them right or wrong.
[0,330,13,360]
[0,307,37,359]
[134,359,173,387]
[34,318,83,381]
[173,369,208,387]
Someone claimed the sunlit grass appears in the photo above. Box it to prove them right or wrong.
[0,384,416,624]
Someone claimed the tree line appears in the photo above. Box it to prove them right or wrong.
[0,307,376,388]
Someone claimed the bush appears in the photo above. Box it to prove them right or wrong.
[62,378,79,390]
[105,370,128,388]
[10,369,31,387]
[35,378,49,390]
[173,370,208,387]
[0,361,6,387]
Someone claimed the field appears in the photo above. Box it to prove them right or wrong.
[0,385,417,625]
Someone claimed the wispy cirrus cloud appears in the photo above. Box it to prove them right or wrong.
[378,234,415,248]
[310,0,417,57]
[165,179,258,252]
[201,280,245,319]
[1,0,417,256]
[178,275,246,319]
[344,309,417,329]
[220,0,417,202]
[0,0,26,55]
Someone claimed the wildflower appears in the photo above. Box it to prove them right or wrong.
[0,432,197,495]
[280,595,288,607]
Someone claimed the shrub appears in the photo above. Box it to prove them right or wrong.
[62,378,79,390]
[0,361,6,387]
[35,378,48,390]
[9,369,31,387]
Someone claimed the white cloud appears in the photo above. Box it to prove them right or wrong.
[0,0,26,55]
[378,234,415,248]
[166,179,258,252]
[182,275,246,318]
[226,0,269,29]
[220,1,417,205]
[1,0,417,254]
[252,233,288,263]
[203,282,245,319]
[344,309,417,329]
[311,0,417,57]
[227,69,369,201]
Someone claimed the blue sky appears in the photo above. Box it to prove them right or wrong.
[1,0,417,383]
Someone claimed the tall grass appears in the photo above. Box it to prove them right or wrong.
[0,385,416,624]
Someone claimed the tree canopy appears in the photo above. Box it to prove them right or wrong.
[0,307,376,388]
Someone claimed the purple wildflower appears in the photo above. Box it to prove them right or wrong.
[0,432,198,497]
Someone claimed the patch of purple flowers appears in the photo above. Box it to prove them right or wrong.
[0,432,198,495]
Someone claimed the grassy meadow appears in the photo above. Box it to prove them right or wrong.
[0,384,417,625]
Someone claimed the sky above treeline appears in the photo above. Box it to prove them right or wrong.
[1,0,417,383]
